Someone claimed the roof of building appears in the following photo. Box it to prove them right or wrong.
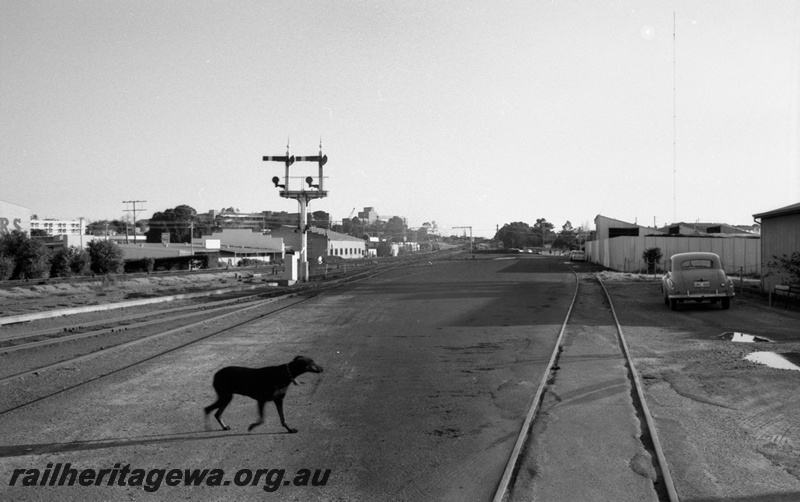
[753,202,800,219]
[308,227,366,242]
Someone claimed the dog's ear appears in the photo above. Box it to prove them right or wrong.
[294,355,304,361]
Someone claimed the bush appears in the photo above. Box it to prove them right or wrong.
[87,240,125,275]
[50,246,91,278]
[0,255,14,281]
[642,247,663,274]
[0,230,51,280]
[767,252,800,285]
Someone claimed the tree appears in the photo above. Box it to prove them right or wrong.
[0,230,51,280]
[532,218,555,246]
[0,255,15,280]
[495,222,535,249]
[87,240,125,274]
[146,204,198,243]
[385,216,407,241]
[767,252,800,285]
[642,247,663,274]
[50,246,91,278]
[311,211,331,229]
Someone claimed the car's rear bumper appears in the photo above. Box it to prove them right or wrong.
[668,291,735,301]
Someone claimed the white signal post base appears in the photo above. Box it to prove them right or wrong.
[283,252,298,285]
[285,191,327,282]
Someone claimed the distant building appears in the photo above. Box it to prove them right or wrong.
[753,202,800,291]
[0,200,31,235]
[593,215,663,240]
[357,207,379,224]
[657,222,756,236]
[270,226,366,262]
[201,209,272,231]
[30,218,85,236]
[192,228,284,266]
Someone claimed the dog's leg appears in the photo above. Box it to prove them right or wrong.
[209,394,232,431]
[248,400,266,432]
[274,397,297,433]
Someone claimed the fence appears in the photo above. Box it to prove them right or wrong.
[585,235,761,276]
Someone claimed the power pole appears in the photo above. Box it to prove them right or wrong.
[263,140,329,282]
[123,200,147,244]
[453,226,473,254]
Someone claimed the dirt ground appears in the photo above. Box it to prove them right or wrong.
[604,278,800,501]
[3,267,800,500]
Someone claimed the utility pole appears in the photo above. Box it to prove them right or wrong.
[263,140,329,282]
[453,226,473,254]
[123,200,147,244]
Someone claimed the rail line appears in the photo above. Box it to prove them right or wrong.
[0,293,283,352]
[493,271,679,502]
[0,251,453,418]
[0,295,314,418]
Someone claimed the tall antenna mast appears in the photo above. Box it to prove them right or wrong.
[673,12,677,223]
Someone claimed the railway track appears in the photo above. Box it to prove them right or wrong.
[494,271,679,502]
[2,252,673,500]
[0,250,459,418]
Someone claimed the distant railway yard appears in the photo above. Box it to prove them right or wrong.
[1,251,799,501]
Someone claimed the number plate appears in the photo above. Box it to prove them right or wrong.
[694,281,710,288]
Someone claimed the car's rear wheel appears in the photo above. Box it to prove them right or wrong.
[722,298,731,310]
[670,298,678,311]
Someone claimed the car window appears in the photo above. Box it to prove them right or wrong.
[680,259,714,269]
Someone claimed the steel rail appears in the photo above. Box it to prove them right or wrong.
[0,297,275,354]
[492,269,580,502]
[0,291,273,344]
[493,271,680,502]
[597,277,680,502]
[0,254,421,417]
[0,297,295,386]
[0,295,312,417]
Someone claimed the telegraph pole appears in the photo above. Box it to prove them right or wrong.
[263,140,329,282]
[453,226,473,254]
[123,200,146,244]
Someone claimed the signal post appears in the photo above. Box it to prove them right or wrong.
[263,142,329,282]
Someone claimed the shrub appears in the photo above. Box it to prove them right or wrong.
[0,230,51,280]
[0,255,14,281]
[642,247,663,274]
[50,246,91,278]
[767,252,800,285]
[87,240,125,275]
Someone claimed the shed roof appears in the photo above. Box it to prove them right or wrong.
[753,202,800,219]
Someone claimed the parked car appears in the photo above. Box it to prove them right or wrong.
[569,250,585,261]
[661,252,734,310]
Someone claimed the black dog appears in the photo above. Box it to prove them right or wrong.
[204,356,323,433]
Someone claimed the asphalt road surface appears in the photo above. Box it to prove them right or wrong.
[1,255,577,501]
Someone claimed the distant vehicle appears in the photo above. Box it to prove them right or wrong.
[569,250,585,261]
[661,252,734,311]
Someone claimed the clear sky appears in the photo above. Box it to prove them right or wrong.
[1,1,798,237]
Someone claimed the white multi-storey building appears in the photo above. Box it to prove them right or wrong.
[30,218,85,236]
